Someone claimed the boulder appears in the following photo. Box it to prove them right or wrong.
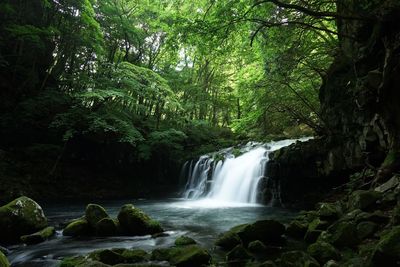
[371,226,400,266]
[151,245,211,267]
[374,175,400,193]
[248,240,267,253]
[348,190,382,211]
[63,218,91,236]
[279,251,320,267]
[391,205,400,225]
[117,204,163,236]
[307,241,340,264]
[0,196,48,243]
[238,220,285,244]
[226,244,253,263]
[304,230,322,244]
[85,204,109,228]
[327,221,359,247]
[215,224,247,250]
[0,251,10,267]
[119,249,148,263]
[317,202,342,220]
[20,226,55,244]
[356,221,377,240]
[95,218,117,236]
[175,235,196,246]
[259,261,277,267]
[89,249,125,265]
[286,220,308,239]
[323,260,339,267]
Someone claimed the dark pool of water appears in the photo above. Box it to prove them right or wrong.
[7,198,297,266]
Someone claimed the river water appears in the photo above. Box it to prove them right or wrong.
[7,199,296,266]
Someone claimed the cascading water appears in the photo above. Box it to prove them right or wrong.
[181,138,311,205]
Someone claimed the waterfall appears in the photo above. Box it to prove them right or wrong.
[181,138,311,205]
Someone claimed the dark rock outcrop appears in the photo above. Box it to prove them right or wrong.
[265,0,400,208]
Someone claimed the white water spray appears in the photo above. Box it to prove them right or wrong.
[181,138,311,206]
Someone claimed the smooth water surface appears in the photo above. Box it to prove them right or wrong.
[7,199,296,266]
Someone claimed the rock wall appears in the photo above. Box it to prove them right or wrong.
[266,0,400,207]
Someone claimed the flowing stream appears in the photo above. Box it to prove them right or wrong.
[7,199,295,266]
[6,138,310,266]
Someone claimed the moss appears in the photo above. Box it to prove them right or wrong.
[0,196,48,243]
[226,244,253,263]
[307,241,340,264]
[117,204,163,236]
[372,225,400,265]
[21,226,55,244]
[382,150,399,167]
[151,245,211,267]
[85,204,109,228]
[175,235,197,246]
[215,224,247,250]
[232,148,242,157]
[89,249,125,265]
[63,218,90,237]
[95,218,117,236]
[0,251,10,267]
[59,256,86,267]
[120,249,148,263]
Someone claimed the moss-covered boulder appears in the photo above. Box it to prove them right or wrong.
[248,240,267,253]
[0,196,48,243]
[226,244,253,263]
[348,190,382,211]
[175,235,196,246]
[63,218,91,237]
[0,251,10,267]
[238,220,285,244]
[307,241,340,264]
[371,226,400,266]
[286,220,308,239]
[119,249,148,263]
[89,249,126,265]
[59,256,86,267]
[117,204,163,236]
[151,245,211,267]
[95,218,117,236]
[20,226,55,244]
[317,202,342,220]
[356,221,377,240]
[278,251,320,267]
[327,221,359,247]
[85,204,109,228]
[215,224,247,250]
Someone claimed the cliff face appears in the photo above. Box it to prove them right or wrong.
[267,0,400,206]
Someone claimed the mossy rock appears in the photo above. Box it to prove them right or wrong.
[60,256,86,267]
[248,240,267,253]
[0,196,48,243]
[348,190,382,211]
[175,235,196,246]
[63,218,91,237]
[304,230,322,244]
[117,204,163,236]
[226,244,253,264]
[95,218,117,236]
[327,221,359,247]
[89,249,125,265]
[215,224,247,250]
[286,220,308,239]
[317,202,342,220]
[0,251,10,267]
[20,226,55,244]
[120,249,148,263]
[279,251,320,267]
[356,221,377,240]
[85,204,109,228]
[307,241,340,264]
[238,220,285,244]
[76,261,110,267]
[371,225,400,266]
[151,245,210,267]
[391,205,400,225]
